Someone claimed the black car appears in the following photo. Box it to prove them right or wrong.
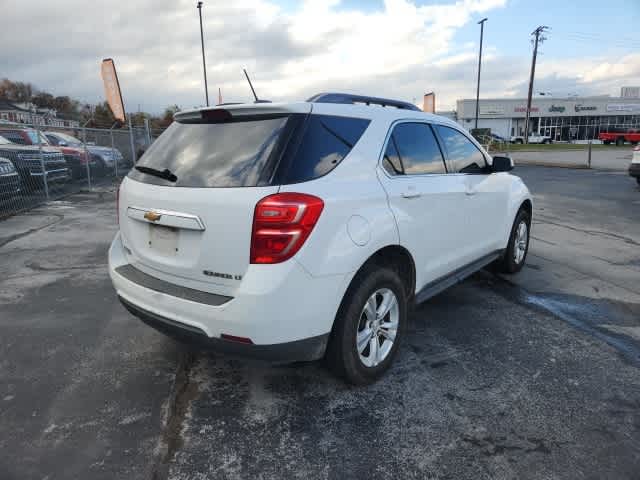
[0,156,21,197]
[0,135,70,191]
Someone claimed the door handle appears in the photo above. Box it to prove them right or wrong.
[401,191,421,199]
[465,185,476,196]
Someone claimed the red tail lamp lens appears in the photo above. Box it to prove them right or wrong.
[250,193,324,264]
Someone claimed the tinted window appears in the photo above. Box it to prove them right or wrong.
[435,125,486,173]
[129,113,370,188]
[0,131,26,145]
[277,115,370,184]
[382,137,403,175]
[389,123,446,175]
[129,117,289,187]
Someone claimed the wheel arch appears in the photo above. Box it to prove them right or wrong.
[341,244,416,308]
[520,198,532,221]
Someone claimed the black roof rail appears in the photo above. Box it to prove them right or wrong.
[307,92,421,112]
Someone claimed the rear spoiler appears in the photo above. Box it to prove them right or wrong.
[175,103,312,124]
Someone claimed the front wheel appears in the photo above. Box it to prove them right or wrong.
[325,265,407,385]
[495,208,531,274]
[636,177,640,186]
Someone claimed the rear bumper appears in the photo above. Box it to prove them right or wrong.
[629,163,640,178]
[109,232,349,361]
[119,296,329,362]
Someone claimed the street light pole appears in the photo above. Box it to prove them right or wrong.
[474,17,488,130]
[197,1,209,106]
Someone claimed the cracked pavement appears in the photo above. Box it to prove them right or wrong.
[0,166,639,479]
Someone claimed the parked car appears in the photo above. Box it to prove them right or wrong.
[88,144,128,173]
[42,131,99,179]
[0,126,92,180]
[599,128,640,146]
[45,131,128,174]
[0,156,21,197]
[511,134,552,144]
[109,93,532,385]
[0,135,70,191]
[629,145,640,186]
[44,132,113,177]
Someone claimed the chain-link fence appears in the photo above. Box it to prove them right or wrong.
[0,118,166,220]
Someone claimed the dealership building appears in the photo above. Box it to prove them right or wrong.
[456,95,640,141]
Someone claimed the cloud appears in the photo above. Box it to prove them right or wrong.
[0,0,638,114]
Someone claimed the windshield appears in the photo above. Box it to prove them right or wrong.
[23,129,50,146]
[51,132,82,145]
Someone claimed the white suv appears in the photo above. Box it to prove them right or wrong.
[108,93,532,385]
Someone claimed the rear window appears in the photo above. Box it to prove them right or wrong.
[128,112,370,188]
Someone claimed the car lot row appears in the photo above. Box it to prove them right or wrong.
[0,124,131,206]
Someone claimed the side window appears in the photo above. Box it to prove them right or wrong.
[279,114,370,184]
[385,122,446,175]
[382,137,403,175]
[435,125,486,173]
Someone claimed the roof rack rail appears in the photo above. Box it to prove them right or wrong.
[307,92,421,112]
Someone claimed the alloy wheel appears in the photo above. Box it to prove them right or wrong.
[513,220,528,264]
[356,288,399,367]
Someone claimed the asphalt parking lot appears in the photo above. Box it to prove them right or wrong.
[1,166,639,480]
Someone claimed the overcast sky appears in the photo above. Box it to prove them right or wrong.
[2,0,639,113]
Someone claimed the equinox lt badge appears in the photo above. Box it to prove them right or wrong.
[203,270,242,281]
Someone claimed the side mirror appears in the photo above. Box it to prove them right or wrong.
[491,155,513,172]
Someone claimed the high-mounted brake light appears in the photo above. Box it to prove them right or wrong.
[250,193,324,264]
[200,109,232,123]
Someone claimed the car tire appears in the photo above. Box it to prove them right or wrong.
[515,139,524,144]
[603,140,611,145]
[495,208,531,274]
[636,177,640,186]
[325,265,407,385]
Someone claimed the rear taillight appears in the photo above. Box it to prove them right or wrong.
[250,193,324,264]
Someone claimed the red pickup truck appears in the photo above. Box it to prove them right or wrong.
[598,129,640,146]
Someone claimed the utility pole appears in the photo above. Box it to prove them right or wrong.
[197,1,209,106]
[524,25,548,143]
[474,18,488,130]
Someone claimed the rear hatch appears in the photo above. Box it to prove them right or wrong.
[119,102,371,296]
[119,103,310,296]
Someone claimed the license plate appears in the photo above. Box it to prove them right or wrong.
[149,224,178,255]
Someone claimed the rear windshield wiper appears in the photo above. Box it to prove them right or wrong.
[134,166,177,182]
